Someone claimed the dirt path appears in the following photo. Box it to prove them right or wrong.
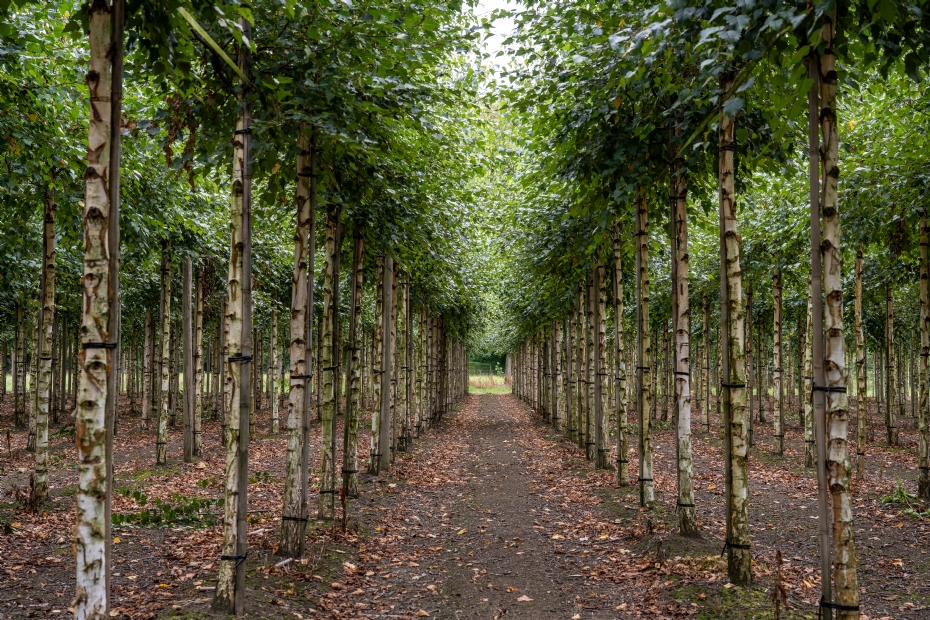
[386,392,620,619]
[250,392,683,620]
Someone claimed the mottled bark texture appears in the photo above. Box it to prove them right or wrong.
[820,10,859,612]
[719,74,751,586]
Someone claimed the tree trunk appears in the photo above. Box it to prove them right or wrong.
[584,276,600,465]
[27,311,38,452]
[318,205,341,520]
[818,16,860,611]
[672,159,697,536]
[213,22,253,612]
[279,125,316,557]
[920,222,929,497]
[343,228,365,497]
[142,312,152,430]
[14,303,24,429]
[75,0,123,613]
[635,188,654,507]
[51,308,60,424]
[703,296,710,433]
[773,270,784,455]
[612,224,628,485]
[0,339,5,403]
[595,261,609,469]
[417,307,427,435]
[886,287,897,445]
[745,283,753,447]
[396,276,408,451]
[719,73,751,586]
[376,256,394,473]
[804,275,815,467]
[35,188,56,502]
[405,283,414,441]
[369,257,385,475]
[553,322,562,432]
[183,257,195,463]
[389,261,399,459]
[269,302,278,434]
[194,270,204,456]
[219,298,229,443]
[157,248,171,465]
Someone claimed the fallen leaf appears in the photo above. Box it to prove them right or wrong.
[416,610,430,617]
[517,595,533,602]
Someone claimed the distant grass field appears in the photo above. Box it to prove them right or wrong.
[469,373,511,394]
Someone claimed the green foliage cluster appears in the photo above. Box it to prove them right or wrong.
[0,0,497,356]
[479,0,930,353]
[114,488,223,528]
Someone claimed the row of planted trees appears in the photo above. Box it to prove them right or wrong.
[490,0,930,617]
[0,1,485,618]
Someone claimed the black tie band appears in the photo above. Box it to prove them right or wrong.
[220,553,248,569]
[819,599,859,612]
[721,541,750,556]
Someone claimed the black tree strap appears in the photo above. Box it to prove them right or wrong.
[677,502,695,508]
[718,143,736,152]
[674,371,689,376]
[813,385,846,393]
[721,382,745,389]
[290,374,313,380]
[282,515,309,523]
[639,477,653,482]
[819,599,859,612]
[319,489,336,495]
[229,355,252,363]
[637,366,650,371]
[221,553,248,569]
[83,342,118,349]
[323,364,340,371]
[342,469,358,475]
[234,128,252,135]
[721,541,750,556]
[616,458,628,463]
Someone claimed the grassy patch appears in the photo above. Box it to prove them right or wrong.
[469,374,510,394]
[470,385,512,395]
[666,581,816,619]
